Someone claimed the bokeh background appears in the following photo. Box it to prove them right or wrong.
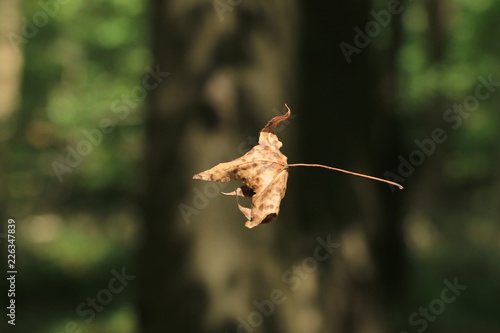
[1,0,499,332]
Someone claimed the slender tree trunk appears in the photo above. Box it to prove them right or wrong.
[137,1,296,332]
[297,1,406,332]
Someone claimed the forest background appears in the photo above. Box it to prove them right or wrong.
[0,0,499,332]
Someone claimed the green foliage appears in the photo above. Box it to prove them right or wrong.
[395,1,500,331]
[6,0,148,332]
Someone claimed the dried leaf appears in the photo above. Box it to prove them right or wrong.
[193,107,291,228]
[193,105,404,229]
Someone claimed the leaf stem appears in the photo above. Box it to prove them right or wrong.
[287,163,404,190]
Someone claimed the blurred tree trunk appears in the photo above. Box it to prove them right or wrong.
[296,1,406,332]
[137,1,296,332]
[411,0,452,215]
[0,0,23,121]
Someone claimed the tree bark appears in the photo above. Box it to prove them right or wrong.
[137,1,297,332]
[296,1,406,332]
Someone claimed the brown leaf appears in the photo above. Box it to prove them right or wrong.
[193,107,291,228]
